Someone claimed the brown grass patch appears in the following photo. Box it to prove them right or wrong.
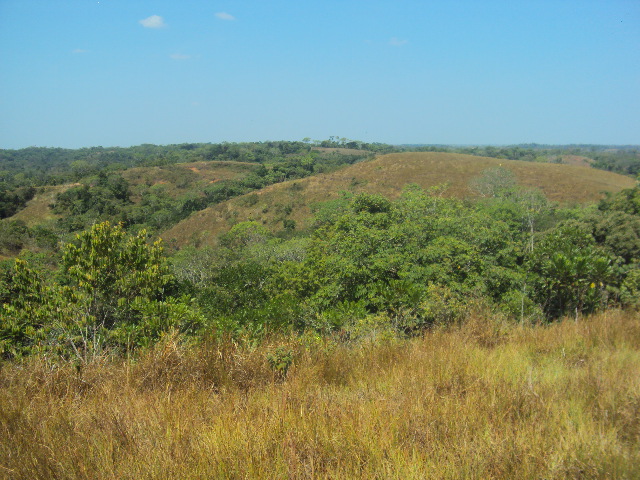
[561,155,595,167]
[122,161,258,200]
[1,310,638,479]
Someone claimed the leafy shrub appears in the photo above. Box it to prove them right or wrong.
[620,268,640,308]
[528,222,614,318]
[219,221,271,249]
[266,346,294,380]
[61,221,171,328]
[1,222,206,359]
[237,193,259,207]
[419,284,466,326]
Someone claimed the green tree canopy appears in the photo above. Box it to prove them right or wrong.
[61,221,172,328]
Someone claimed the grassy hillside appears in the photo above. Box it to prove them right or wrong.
[561,155,594,167]
[121,161,259,201]
[2,310,638,479]
[9,184,78,227]
[162,152,635,248]
[7,162,259,227]
[7,151,633,245]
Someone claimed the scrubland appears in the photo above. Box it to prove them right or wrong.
[2,309,639,479]
[162,152,635,247]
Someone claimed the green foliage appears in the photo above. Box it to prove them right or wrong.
[2,149,639,358]
[591,150,640,177]
[419,284,467,326]
[196,256,302,335]
[421,144,640,178]
[238,192,259,207]
[310,193,353,227]
[109,296,206,349]
[528,222,614,318]
[169,245,219,289]
[619,268,640,308]
[266,346,294,379]
[351,193,392,214]
[0,221,205,359]
[294,189,522,332]
[498,289,544,321]
[0,140,376,237]
[470,166,517,198]
[220,221,271,250]
[0,220,29,253]
[0,185,36,218]
[598,185,640,216]
[340,313,399,344]
[589,210,640,264]
[0,259,45,357]
[61,221,172,327]
[52,173,133,231]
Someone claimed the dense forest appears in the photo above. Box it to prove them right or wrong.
[0,137,638,358]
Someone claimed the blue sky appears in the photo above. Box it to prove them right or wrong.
[0,0,638,148]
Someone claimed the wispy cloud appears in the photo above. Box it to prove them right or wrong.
[139,15,166,28]
[170,53,191,61]
[215,12,235,21]
[389,37,409,47]
[72,48,88,54]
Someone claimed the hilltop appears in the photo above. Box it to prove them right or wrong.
[120,161,260,200]
[161,152,635,248]
[3,143,375,238]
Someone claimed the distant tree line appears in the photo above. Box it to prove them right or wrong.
[0,139,395,191]
[2,141,637,224]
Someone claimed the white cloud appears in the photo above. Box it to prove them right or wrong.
[72,49,88,54]
[215,12,235,21]
[139,15,166,28]
[389,37,409,47]
[170,53,191,60]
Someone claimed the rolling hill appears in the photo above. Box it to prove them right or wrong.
[120,160,259,200]
[9,184,78,227]
[160,152,636,248]
[7,161,260,227]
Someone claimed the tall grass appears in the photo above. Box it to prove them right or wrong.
[1,310,639,479]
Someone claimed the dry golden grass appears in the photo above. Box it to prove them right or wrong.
[561,155,594,167]
[2,310,639,479]
[121,161,258,200]
[162,152,635,248]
